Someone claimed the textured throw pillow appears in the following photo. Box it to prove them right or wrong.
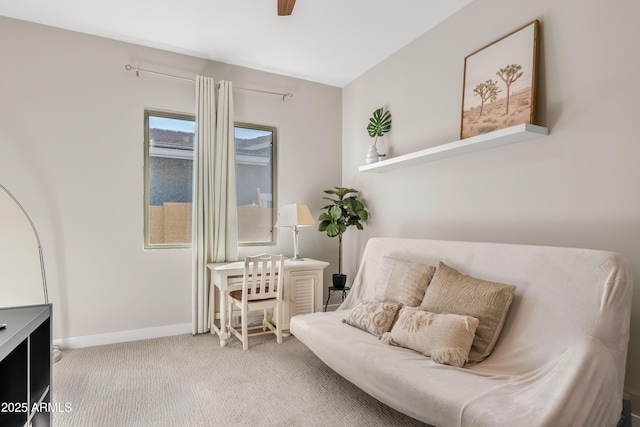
[342,300,401,338]
[374,256,436,306]
[381,307,479,367]
[420,262,516,364]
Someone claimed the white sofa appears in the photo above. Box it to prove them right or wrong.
[290,238,633,427]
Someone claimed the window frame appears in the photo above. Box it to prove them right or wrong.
[143,109,195,250]
[143,111,278,249]
[235,121,278,247]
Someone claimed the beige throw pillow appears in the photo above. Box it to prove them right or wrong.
[420,262,516,364]
[374,256,436,307]
[381,307,479,367]
[342,300,401,338]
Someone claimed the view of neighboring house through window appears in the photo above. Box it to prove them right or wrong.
[144,110,195,248]
[235,123,276,245]
[144,110,276,249]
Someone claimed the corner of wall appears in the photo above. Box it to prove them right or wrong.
[625,390,639,418]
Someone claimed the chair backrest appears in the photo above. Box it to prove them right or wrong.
[243,253,284,301]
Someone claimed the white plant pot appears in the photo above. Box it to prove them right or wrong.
[365,144,379,164]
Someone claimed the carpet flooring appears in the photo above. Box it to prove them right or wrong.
[52,333,430,426]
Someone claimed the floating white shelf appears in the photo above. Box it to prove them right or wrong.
[358,123,549,173]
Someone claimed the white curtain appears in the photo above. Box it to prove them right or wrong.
[192,77,238,334]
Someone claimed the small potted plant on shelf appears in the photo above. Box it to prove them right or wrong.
[365,107,392,164]
[318,187,369,288]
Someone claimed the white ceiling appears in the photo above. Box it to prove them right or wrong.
[0,0,472,87]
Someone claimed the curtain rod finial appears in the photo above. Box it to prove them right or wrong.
[125,64,140,77]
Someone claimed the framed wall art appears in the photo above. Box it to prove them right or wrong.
[460,20,540,139]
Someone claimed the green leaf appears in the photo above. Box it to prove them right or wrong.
[367,107,392,139]
[329,205,343,221]
[346,217,360,226]
[326,223,340,237]
[332,187,355,199]
[342,197,356,212]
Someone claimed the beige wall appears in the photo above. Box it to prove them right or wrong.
[2,0,638,411]
[0,17,341,340]
[342,0,640,408]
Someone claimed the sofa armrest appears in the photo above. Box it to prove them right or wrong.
[463,337,622,427]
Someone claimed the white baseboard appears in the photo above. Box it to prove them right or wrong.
[626,388,639,422]
[54,323,192,350]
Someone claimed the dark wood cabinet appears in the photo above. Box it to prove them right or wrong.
[0,304,52,427]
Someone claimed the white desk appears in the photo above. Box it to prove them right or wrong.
[208,258,329,346]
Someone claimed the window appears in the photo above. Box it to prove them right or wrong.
[235,123,277,246]
[144,110,195,249]
[144,111,276,248]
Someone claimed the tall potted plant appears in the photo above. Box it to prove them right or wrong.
[318,187,369,288]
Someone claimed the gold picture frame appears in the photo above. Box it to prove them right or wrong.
[460,20,540,139]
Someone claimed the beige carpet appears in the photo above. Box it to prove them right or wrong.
[52,333,429,426]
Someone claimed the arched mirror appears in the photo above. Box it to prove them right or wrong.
[0,184,47,308]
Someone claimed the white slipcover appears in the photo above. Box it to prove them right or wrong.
[290,238,632,427]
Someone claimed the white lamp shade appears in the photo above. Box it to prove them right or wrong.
[275,204,315,228]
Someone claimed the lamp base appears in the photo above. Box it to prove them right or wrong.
[292,226,304,260]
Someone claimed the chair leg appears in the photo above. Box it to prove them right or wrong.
[275,305,282,344]
[241,305,248,350]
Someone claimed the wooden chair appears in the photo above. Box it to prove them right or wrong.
[227,253,284,350]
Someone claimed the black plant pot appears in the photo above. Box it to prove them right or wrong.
[332,273,347,289]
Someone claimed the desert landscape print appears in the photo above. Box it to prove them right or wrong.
[461,21,539,139]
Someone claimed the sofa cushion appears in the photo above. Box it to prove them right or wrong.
[381,307,479,367]
[341,300,401,338]
[374,256,436,306]
[420,262,516,364]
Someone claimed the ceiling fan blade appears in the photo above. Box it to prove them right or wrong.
[278,0,296,16]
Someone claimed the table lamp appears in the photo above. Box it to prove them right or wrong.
[275,204,315,260]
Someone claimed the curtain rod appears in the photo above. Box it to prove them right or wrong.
[124,64,293,101]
